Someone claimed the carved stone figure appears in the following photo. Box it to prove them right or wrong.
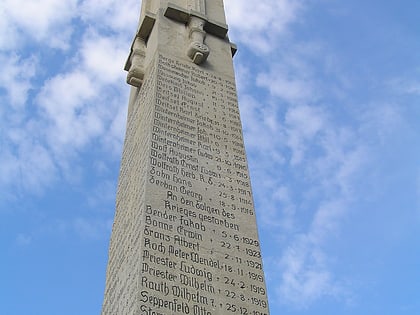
[126,37,146,87]
[186,15,210,64]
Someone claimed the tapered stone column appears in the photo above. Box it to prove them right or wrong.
[101,1,270,314]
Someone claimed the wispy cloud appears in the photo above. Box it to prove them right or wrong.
[1,0,79,49]
[284,105,326,165]
[0,53,37,108]
[248,103,369,306]
[73,217,113,240]
[0,115,58,199]
[388,76,420,96]
[80,31,128,84]
[1,1,418,312]
[79,0,140,33]
[0,0,137,197]
[226,0,377,307]
[15,233,32,246]
[225,0,304,54]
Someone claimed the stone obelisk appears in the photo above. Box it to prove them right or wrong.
[101,1,270,314]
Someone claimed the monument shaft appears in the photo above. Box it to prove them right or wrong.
[101,1,270,314]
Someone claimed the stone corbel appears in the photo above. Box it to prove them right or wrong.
[186,15,210,64]
[126,38,146,87]
[124,14,156,88]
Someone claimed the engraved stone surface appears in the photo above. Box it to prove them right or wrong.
[101,1,270,314]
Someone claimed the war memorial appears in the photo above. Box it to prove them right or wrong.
[101,1,270,314]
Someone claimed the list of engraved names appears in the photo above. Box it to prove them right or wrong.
[135,53,269,315]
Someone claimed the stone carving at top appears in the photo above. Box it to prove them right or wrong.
[186,15,210,64]
[124,14,156,88]
[125,0,234,88]
[126,37,146,87]
[185,0,209,64]
[165,1,230,65]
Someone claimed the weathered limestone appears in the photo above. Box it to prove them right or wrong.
[101,1,270,314]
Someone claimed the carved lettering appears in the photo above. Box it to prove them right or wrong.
[102,51,269,315]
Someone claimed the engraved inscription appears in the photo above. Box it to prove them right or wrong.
[102,51,269,315]
[134,53,269,315]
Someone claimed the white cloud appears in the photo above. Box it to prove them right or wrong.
[0,0,140,51]
[358,103,405,150]
[255,43,324,104]
[87,179,117,209]
[37,71,100,151]
[0,132,57,195]
[278,234,343,307]
[18,141,58,193]
[1,0,79,49]
[258,73,312,103]
[240,95,284,153]
[79,0,140,33]
[225,0,304,53]
[0,0,134,197]
[225,0,375,306]
[16,233,32,246]
[80,30,128,84]
[0,53,37,108]
[102,96,129,155]
[284,105,326,165]
[233,61,253,95]
[24,217,113,241]
[242,67,370,307]
[0,150,20,189]
[252,115,370,307]
[271,186,297,232]
[36,29,131,159]
[388,77,420,96]
[0,9,20,50]
[73,217,113,240]
[275,115,367,304]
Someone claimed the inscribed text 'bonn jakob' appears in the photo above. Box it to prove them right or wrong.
[101,1,270,314]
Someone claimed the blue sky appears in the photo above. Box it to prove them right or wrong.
[1,0,420,314]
